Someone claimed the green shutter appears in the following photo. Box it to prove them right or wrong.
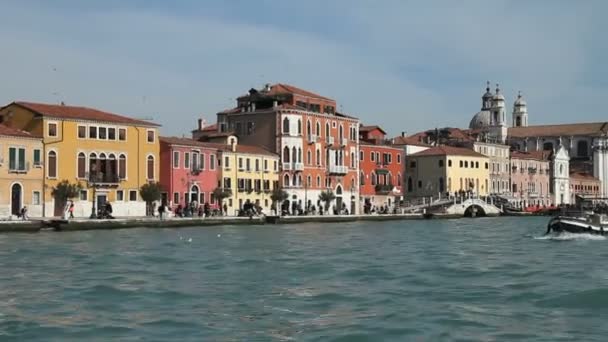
[18,148,25,170]
[33,149,41,165]
[9,148,16,170]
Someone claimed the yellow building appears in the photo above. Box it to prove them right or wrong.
[405,146,490,198]
[0,124,44,218]
[216,137,280,215]
[0,101,160,217]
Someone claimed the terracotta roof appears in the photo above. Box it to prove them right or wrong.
[201,123,217,132]
[159,136,220,149]
[0,124,39,139]
[360,125,386,134]
[409,145,486,158]
[392,127,474,146]
[221,144,277,157]
[9,101,160,127]
[569,172,600,181]
[359,141,402,150]
[263,83,334,101]
[508,122,608,138]
[391,135,432,147]
[510,150,551,161]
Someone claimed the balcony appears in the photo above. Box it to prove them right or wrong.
[294,162,304,171]
[528,167,537,174]
[88,172,120,186]
[528,191,539,198]
[340,138,348,146]
[329,165,348,174]
[282,162,292,171]
[375,184,393,194]
[190,167,202,176]
[327,136,335,145]
[307,134,318,144]
[8,161,30,174]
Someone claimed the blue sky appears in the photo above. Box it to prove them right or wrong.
[1,0,606,137]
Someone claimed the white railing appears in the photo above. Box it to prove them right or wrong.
[341,138,348,146]
[307,134,318,144]
[294,162,304,171]
[282,162,292,171]
[329,165,348,174]
[327,136,335,145]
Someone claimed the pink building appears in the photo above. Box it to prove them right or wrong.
[159,137,219,209]
[510,151,551,208]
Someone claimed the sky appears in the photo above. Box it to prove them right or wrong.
[0,0,606,137]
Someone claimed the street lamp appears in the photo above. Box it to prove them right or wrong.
[86,172,98,219]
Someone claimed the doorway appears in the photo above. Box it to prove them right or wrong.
[11,183,22,216]
[96,194,108,213]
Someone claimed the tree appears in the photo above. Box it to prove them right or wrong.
[51,180,82,204]
[140,182,163,216]
[318,190,336,214]
[270,187,289,215]
[212,187,232,215]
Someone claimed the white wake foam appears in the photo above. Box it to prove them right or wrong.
[534,232,606,241]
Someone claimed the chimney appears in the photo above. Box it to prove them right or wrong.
[60,101,65,106]
[264,83,271,92]
[230,138,236,152]
[401,131,407,137]
[198,118,203,130]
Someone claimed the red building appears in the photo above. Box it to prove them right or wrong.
[159,137,220,209]
[359,125,404,213]
[214,83,360,214]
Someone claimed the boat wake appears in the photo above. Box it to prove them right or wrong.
[534,232,606,241]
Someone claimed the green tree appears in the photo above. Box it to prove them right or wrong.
[212,187,232,215]
[270,187,289,215]
[140,182,163,216]
[318,190,336,213]
[51,180,83,210]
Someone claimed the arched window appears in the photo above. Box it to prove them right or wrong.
[284,174,290,187]
[77,152,86,179]
[307,150,312,165]
[119,154,126,179]
[283,146,290,163]
[316,121,321,136]
[397,173,402,186]
[577,140,589,157]
[297,120,302,135]
[448,159,452,167]
[147,155,154,180]
[48,150,57,178]
[339,124,344,141]
[283,117,290,134]
[306,120,311,137]
[316,149,320,166]
[292,147,297,163]
[297,175,302,186]
[307,175,312,187]
[325,122,330,138]
[371,172,377,186]
[298,147,302,163]
[543,142,554,151]
[407,177,413,192]
[360,172,365,185]
[317,175,321,187]
[292,174,298,186]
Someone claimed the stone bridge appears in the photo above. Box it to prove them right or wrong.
[443,198,502,217]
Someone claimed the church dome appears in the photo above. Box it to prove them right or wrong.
[514,92,526,106]
[469,110,491,129]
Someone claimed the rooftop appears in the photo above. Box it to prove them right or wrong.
[570,172,600,181]
[508,122,608,138]
[6,101,160,127]
[242,83,335,102]
[409,145,486,158]
[0,124,38,139]
[161,136,277,157]
[510,150,551,161]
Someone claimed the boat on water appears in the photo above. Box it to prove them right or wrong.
[546,213,608,235]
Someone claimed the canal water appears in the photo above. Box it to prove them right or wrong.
[1,217,607,341]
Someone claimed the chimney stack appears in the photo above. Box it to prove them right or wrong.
[401,131,407,137]
[230,138,236,152]
[198,118,203,130]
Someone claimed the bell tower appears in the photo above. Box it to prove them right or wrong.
[512,91,528,127]
[489,84,508,143]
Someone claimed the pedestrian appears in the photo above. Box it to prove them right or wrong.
[69,201,75,219]
[223,203,228,216]
[20,206,28,221]
[158,203,165,220]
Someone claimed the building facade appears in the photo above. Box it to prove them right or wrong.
[159,137,220,210]
[569,172,601,203]
[0,125,44,218]
[217,137,279,215]
[510,151,551,208]
[551,146,571,205]
[358,125,403,212]
[213,83,360,214]
[0,101,160,217]
[472,141,511,196]
[405,146,490,198]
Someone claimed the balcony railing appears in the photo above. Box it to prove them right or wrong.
[282,162,292,171]
[307,134,318,144]
[88,173,119,184]
[8,161,30,174]
[528,167,537,174]
[340,138,348,146]
[375,184,393,194]
[329,165,348,174]
[294,162,304,171]
[327,136,335,145]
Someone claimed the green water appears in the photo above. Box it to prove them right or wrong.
[1,217,607,341]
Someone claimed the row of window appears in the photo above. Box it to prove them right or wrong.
[46,150,155,181]
[409,159,489,169]
[406,177,486,193]
[360,150,401,164]
[3,147,42,172]
[282,117,358,142]
[360,172,402,187]
[281,174,357,190]
[222,178,279,191]
[571,184,600,192]
[173,150,217,171]
[221,155,278,172]
[45,122,157,143]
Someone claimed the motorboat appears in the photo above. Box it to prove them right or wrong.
[546,213,608,235]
